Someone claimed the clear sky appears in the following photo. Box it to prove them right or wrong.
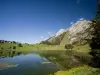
[0,0,98,44]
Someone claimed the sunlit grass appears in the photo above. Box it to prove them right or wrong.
[54,65,100,75]
[73,44,90,53]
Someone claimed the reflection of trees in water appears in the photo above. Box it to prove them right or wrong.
[0,51,3,55]
[0,50,22,58]
[9,51,11,56]
[0,51,3,57]
[10,51,16,57]
[17,52,22,56]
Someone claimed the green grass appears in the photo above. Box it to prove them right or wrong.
[60,31,69,46]
[0,43,66,57]
[54,65,100,75]
[0,43,66,52]
[0,41,91,55]
[0,43,34,51]
[73,44,90,53]
[0,43,35,56]
[0,42,90,53]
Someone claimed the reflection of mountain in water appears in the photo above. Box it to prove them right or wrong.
[33,50,91,69]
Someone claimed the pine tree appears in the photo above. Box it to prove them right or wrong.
[89,0,100,68]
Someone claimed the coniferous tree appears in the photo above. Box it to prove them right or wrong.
[89,1,100,68]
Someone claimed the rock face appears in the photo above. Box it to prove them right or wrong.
[55,29,66,37]
[68,20,92,44]
[41,20,92,45]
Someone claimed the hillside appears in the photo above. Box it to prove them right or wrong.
[41,20,92,46]
[60,31,69,45]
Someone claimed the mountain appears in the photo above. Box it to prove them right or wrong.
[40,20,92,46]
[40,31,66,45]
[67,20,92,45]
[55,29,66,37]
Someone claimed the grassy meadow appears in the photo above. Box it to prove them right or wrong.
[0,43,65,51]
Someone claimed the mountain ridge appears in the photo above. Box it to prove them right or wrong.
[40,20,92,46]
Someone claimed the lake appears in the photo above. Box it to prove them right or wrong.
[0,53,60,75]
[0,50,91,75]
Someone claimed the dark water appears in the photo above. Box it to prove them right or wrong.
[0,50,91,75]
[0,53,60,75]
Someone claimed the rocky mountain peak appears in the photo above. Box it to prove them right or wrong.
[68,20,92,44]
[55,29,66,37]
[68,20,91,35]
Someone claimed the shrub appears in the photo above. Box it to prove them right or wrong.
[65,44,73,50]
[10,42,13,43]
[13,41,16,44]
[13,46,16,49]
[18,43,23,47]
[1,47,3,50]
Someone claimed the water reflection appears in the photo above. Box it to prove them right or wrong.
[0,53,59,75]
[32,50,91,69]
[0,50,22,58]
[0,50,91,75]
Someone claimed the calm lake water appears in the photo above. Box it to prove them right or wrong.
[0,50,91,75]
[0,53,60,75]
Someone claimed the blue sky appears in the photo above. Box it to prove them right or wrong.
[0,0,98,43]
